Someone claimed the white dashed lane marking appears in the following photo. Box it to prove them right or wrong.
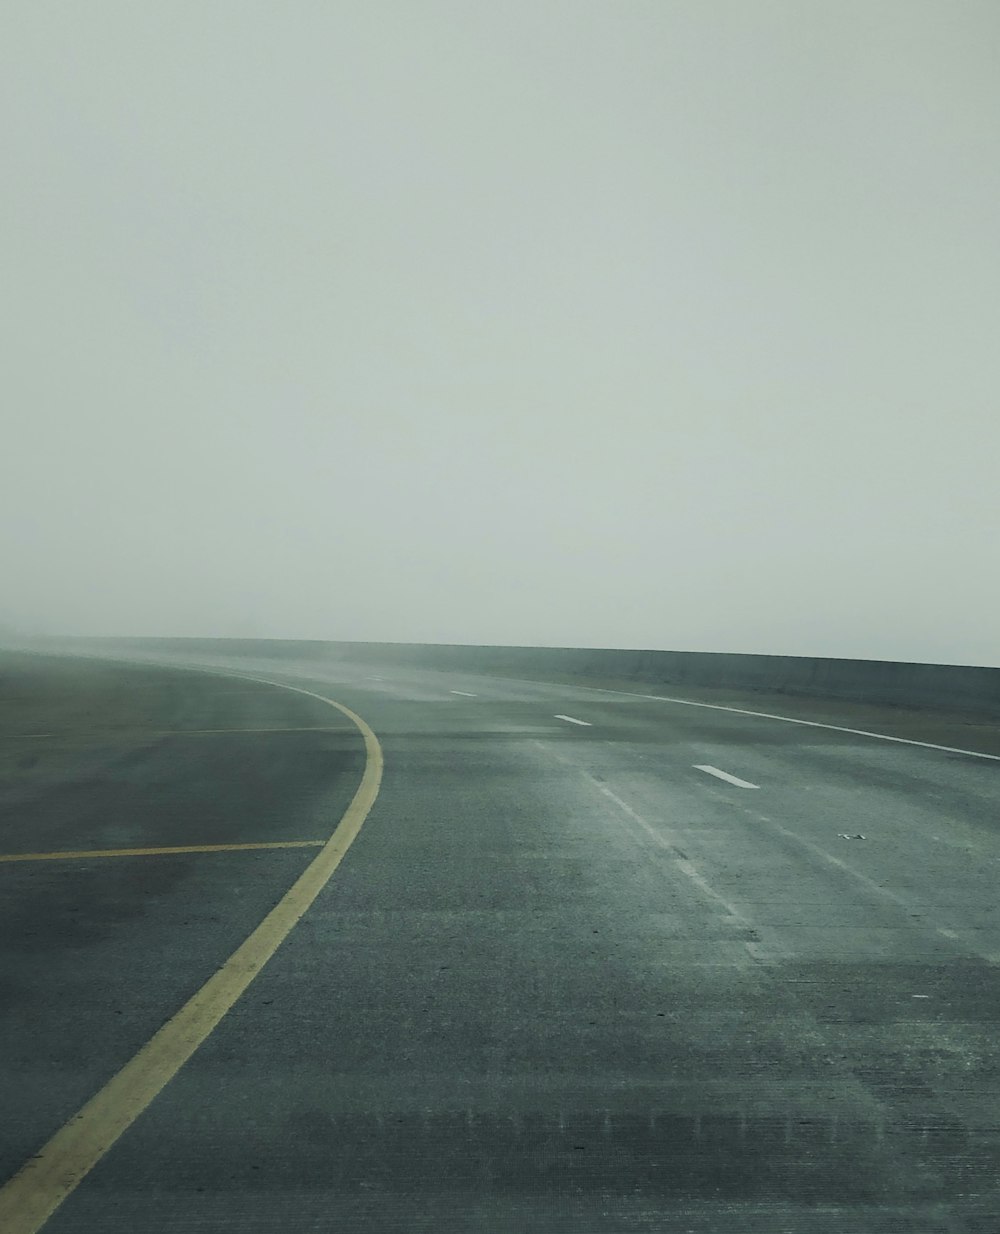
[694,764,759,789]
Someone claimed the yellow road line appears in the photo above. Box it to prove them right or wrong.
[0,840,325,864]
[167,726,342,734]
[0,674,383,1234]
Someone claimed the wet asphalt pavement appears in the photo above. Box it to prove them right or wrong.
[2,647,999,1232]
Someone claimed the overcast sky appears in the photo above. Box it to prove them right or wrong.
[3,2,998,664]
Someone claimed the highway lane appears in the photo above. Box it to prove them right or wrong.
[2,647,999,1232]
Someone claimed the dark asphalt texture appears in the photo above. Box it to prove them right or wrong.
[2,648,999,1232]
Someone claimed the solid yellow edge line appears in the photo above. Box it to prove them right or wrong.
[0,677,383,1234]
[0,841,326,863]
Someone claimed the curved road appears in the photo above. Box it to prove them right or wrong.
[2,646,999,1232]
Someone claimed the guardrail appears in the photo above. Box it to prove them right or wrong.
[57,638,1000,719]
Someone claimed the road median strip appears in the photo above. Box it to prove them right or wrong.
[0,672,383,1234]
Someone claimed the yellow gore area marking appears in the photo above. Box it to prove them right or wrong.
[0,840,325,864]
[0,672,383,1234]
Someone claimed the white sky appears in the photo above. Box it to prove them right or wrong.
[3,2,998,664]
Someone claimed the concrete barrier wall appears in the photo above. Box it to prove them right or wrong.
[65,637,1000,719]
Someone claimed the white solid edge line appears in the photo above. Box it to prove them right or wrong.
[555,714,592,726]
[694,764,759,789]
[449,690,478,697]
[553,685,1000,764]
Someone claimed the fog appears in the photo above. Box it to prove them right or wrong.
[3,3,998,665]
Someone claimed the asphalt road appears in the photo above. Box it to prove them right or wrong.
[2,646,999,1232]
